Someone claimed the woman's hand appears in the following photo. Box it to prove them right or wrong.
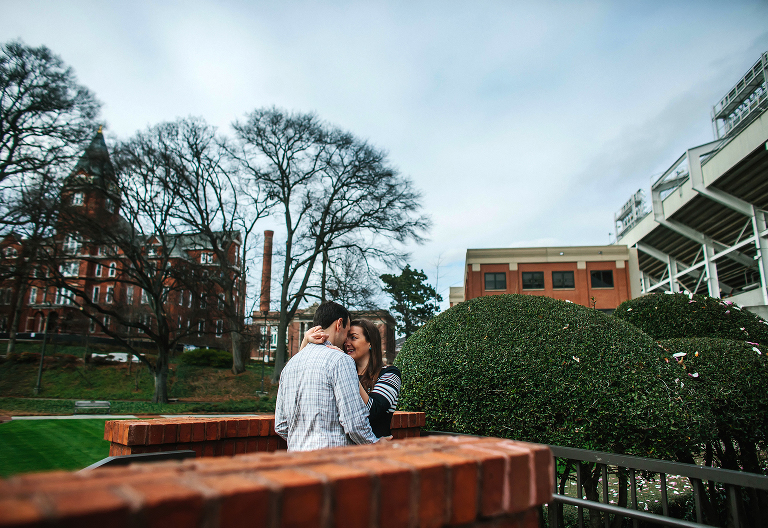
[299,325,330,352]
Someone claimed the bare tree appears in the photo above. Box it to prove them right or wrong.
[0,40,100,186]
[136,118,272,374]
[52,131,212,403]
[322,248,383,310]
[0,40,99,353]
[232,108,430,381]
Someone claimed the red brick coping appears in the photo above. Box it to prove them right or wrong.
[104,412,427,457]
[0,435,552,527]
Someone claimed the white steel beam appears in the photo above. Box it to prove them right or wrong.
[704,243,720,298]
[753,211,768,305]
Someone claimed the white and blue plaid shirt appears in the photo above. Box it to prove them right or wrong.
[274,341,378,451]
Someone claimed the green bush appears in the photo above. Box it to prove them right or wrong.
[658,337,768,473]
[614,293,768,344]
[179,348,232,368]
[395,294,712,458]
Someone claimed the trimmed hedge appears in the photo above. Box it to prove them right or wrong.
[658,337,768,470]
[614,292,768,344]
[395,294,712,458]
[179,348,232,368]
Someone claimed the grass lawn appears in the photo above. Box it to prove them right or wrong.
[0,419,112,477]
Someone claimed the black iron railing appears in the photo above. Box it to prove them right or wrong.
[424,431,768,528]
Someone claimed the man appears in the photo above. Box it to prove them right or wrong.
[274,301,379,451]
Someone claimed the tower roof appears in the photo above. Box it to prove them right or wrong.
[70,130,116,183]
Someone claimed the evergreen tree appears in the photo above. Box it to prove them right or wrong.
[380,264,441,339]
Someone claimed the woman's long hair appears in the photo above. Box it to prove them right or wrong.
[352,319,383,393]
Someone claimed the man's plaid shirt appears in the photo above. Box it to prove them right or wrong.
[274,341,378,451]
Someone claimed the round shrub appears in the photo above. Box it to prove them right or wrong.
[614,292,768,345]
[658,337,768,472]
[180,348,232,368]
[395,294,712,458]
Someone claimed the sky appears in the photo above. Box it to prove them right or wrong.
[2,0,767,311]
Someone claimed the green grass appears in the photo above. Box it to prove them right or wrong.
[0,419,112,477]
[0,353,277,404]
[0,397,276,416]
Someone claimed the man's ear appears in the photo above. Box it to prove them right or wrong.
[335,318,343,332]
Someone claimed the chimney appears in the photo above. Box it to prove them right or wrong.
[260,230,274,313]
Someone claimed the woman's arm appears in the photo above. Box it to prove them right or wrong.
[299,325,328,352]
[359,381,369,404]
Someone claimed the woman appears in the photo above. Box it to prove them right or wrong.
[301,319,401,437]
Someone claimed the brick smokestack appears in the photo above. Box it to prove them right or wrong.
[260,230,274,313]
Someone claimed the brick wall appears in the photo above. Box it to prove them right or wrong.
[105,412,426,457]
[0,434,552,528]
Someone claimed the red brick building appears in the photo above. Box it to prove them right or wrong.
[454,245,641,312]
[0,131,245,350]
[250,303,397,365]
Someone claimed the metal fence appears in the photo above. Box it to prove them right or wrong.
[424,432,768,528]
[548,445,768,528]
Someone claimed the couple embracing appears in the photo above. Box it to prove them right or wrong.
[274,301,401,451]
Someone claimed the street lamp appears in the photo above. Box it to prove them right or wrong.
[33,312,55,395]
[260,309,268,393]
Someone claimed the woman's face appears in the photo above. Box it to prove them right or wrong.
[344,325,370,365]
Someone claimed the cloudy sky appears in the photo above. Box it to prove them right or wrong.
[2,1,767,310]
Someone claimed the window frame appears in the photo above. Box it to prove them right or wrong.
[521,271,545,290]
[590,270,615,289]
[552,271,575,289]
[484,272,507,291]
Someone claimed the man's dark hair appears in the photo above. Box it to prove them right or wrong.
[313,301,351,330]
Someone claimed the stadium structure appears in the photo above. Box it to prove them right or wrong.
[615,52,768,318]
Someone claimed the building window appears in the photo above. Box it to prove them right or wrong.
[29,287,38,304]
[63,235,81,254]
[105,198,115,213]
[72,192,84,206]
[522,271,545,290]
[197,320,205,336]
[1,288,11,305]
[484,272,506,291]
[179,290,184,306]
[103,316,110,331]
[200,252,213,264]
[141,289,148,304]
[106,286,114,303]
[89,318,96,333]
[95,263,102,277]
[108,263,116,277]
[177,315,182,329]
[552,271,575,289]
[55,288,72,305]
[59,261,79,277]
[92,286,100,303]
[187,291,192,308]
[591,270,614,288]
[270,326,278,349]
[216,320,223,337]
[126,286,134,304]
[218,294,225,310]
[200,294,207,309]
[3,247,17,258]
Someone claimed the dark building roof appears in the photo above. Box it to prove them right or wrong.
[68,130,116,184]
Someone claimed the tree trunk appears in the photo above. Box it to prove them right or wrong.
[231,328,246,374]
[580,463,604,528]
[610,468,628,528]
[271,314,289,382]
[6,283,25,355]
[321,246,328,302]
[151,351,169,403]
